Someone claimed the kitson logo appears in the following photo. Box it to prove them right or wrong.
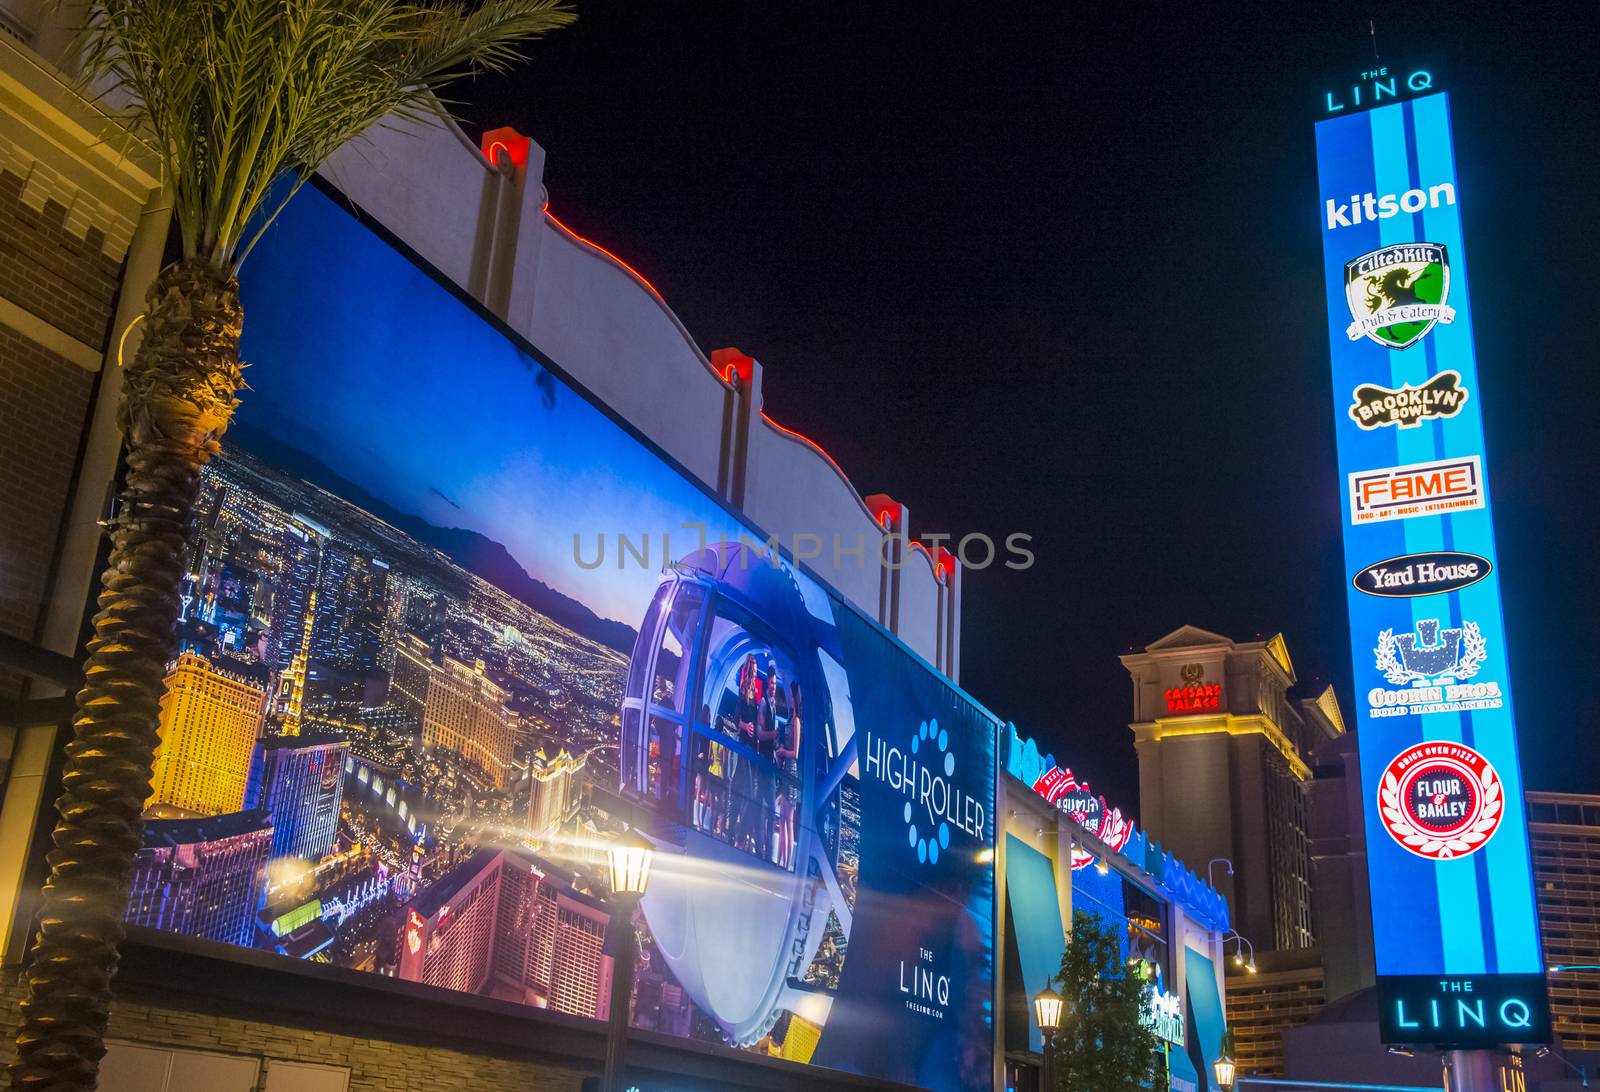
[1326,182,1456,230]
[864,720,988,866]
[1354,551,1492,598]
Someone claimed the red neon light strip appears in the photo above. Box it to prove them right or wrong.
[907,539,947,581]
[543,206,663,301]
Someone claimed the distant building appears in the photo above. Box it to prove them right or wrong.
[147,652,269,816]
[397,849,612,1019]
[1226,949,1327,1076]
[391,633,518,790]
[125,810,273,946]
[527,748,586,845]
[1527,791,1600,1051]
[245,733,349,862]
[1122,626,1345,953]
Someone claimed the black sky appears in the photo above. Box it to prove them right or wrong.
[456,1,1600,807]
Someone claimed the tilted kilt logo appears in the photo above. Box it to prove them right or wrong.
[1345,243,1456,350]
[863,720,987,865]
[1369,618,1504,718]
[1349,370,1469,430]
[1378,741,1503,860]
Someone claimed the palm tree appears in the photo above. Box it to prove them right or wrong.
[9,2,573,1088]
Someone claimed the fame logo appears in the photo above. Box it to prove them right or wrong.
[1349,456,1484,525]
[1368,618,1504,718]
[1345,243,1456,350]
[1348,371,1469,430]
[1378,741,1503,860]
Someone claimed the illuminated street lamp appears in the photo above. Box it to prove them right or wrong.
[1214,1026,1238,1090]
[601,830,655,1092]
[1033,985,1064,1092]
[607,828,655,897]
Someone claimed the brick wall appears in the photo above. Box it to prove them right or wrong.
[0,168,123,348]
[0,324,94,647]
[0,163,123,699]
[0,971,587,1092]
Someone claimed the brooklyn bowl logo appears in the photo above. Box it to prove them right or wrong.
[1378,741,1503,860]
[1348,371,1469,430]
[1345,243,1456,350]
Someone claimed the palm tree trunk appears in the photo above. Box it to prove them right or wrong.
[9,259,243,1092]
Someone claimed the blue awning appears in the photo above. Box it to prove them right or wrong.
[1164,1036,1202,1092]
[1184,948,1227,1092]
[1005,833,1066,1053]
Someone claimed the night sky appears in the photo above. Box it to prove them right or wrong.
[454,2,1600,806]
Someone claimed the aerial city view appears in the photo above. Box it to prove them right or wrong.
[136,435,861,1056]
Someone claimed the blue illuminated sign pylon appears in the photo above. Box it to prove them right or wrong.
[1312,76,1550,1047]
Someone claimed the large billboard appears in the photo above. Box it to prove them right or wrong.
[131,179,995,1088]
[1313,67,1550,1047]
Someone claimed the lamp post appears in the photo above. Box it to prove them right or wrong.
[1225,931,1257,975]
[1207,858,1234,888]
[1214,1025,1237,1091]
[1033,985,1064,1092]
[602,830,655,1092]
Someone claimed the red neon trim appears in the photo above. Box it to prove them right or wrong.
[759,412,855,485]
[543,206,663,301]
[878,510,891,529]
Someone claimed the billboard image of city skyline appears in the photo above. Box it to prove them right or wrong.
[131,180,996,1089]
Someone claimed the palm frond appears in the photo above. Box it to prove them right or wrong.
[81,0,575,269]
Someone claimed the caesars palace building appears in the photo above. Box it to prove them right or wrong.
[0,17,1231,1092]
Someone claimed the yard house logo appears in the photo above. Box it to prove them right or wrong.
[1349,371,1469,429]
[1353,551,1492,598]
[863,719,987,866]
[1349,456,1484,525]
[1344,244,1455,349]
[1378,741,1503,860]
[1368,618,1503,718]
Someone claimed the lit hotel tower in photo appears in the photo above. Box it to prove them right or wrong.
[147,651,269,817]
[397,849,612,1018]
[275,587,318,736]
[391,632,518,791]
[124,810,274,947]
[245,733,348,863]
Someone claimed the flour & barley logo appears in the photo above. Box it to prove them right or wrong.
[1378,741,1503,860]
